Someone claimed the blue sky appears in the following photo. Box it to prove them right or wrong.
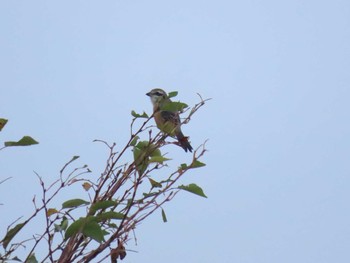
[1,0,350,262]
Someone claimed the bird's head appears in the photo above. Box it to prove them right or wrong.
[146,88,168,105]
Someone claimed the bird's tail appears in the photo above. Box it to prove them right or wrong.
[176,131,193,152]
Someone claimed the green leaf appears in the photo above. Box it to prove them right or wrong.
[54,224,61,232]
[161,208,167,223]
[178,183,207,198]
[135,141,160,156]
[131,110,149,118]
[191,160,206,168]
[150,148,161,157]
[62,199,90,209]
[143,192,158,198]
[0,118,8,131]
[82,221,105,243]
[135,140,153,149]
[130,135,139,146]
[161,101,188,112]
[60,156,80,173]
[133,147,148,175]
[179,163,188,170]
[54,217,68,232]
[64,216,103,242]
[149,178,162,188]
[178,163,189,172]
[133,141,160,175]
[96,211,125,221]
[26,254,38,263]
[126,198,133,208]
[168,91,178,98]
[11,256,22,262]
[90,200,118,214]
[65,218,85,240]
[4,136,39,147]
[61,217,68,230]
[149,156,171,164]
[2,222,25,249]
[102,229,110,236]
[70,155,80,161]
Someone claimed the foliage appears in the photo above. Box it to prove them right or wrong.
[0,92,209,262]
[0,118,38,151]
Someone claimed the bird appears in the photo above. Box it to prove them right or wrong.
[146,88,193,152]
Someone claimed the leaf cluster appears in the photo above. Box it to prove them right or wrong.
[0,91,209,262]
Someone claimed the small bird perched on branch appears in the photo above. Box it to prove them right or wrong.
[146,88,193,152]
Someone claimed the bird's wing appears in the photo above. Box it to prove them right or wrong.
[161,110,180,126]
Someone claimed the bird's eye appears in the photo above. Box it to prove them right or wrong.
[155,92,163,96]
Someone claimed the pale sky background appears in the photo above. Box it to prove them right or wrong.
[1,1,350,262]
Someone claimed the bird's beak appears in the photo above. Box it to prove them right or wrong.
[146,92,151,96]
